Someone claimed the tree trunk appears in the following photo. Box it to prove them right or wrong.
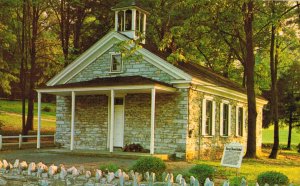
[243,0,258,158]
[269,1,279,159]
[21,0,28,135]
[287,109,293,149]
[26,1,39,132]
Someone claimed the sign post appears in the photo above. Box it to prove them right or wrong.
[221,142,244,177]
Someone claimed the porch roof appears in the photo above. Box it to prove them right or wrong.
[36,76,176,95]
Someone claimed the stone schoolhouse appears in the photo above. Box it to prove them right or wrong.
[36,1,267,160]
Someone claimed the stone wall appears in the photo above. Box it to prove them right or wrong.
[124,90,188,154]
[186,88,249,160]
[55,95,108,150]
[68,47,173,84]
[56,96,71,149]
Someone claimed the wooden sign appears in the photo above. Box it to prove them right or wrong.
[221,142,244,168]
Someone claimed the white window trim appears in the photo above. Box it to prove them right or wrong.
[110,52,123,73]
[235,106,245,137]
[220,102,231,137]
[202,98,216,136]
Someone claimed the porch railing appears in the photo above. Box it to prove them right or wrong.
[0,134,55,150]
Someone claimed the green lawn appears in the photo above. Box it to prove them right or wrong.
[0,99,56,135]
[263,125,300,146]
[0,99,56,119]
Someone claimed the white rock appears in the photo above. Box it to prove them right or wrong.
[37,162,48,173]
[176,174,183,184]
[60,167,67,180]
[8,163,13,169]
[85,170,91,178]
[2,160,8,169]
[72,168,80,177]
[20,161,28,170]
[123,171,129,181]
[115,169,122,178]
[13,159,20,168]
[95,169,102,182]
[48,164,58,176]
[67,166,76,173]
[107,172,115,183]
[28,162,36,175]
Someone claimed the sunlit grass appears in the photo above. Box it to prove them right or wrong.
[0,114,55,135]
[195,151,300,185]
[0,99,56,120]
[263,125,300,146]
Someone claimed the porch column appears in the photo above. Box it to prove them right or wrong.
[109,89,115,153]
[37,92,42,149]
[70,91,76,151]
[150,88,156,155]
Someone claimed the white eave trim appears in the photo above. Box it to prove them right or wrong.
[47,31,192,86]
[191,78,268,107]
[37,84,176,94]
[47,31,121,86]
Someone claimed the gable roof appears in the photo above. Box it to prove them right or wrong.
[46,31,192,86]
[41,76,173,89]
[175,62,246,93]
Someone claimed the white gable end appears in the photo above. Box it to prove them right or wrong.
[47,31,191,86]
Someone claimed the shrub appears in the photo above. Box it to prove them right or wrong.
[42,106,52,112]
[189,164,215,185]
[99,163,119,172]
[257,171,289,186]
[131,156,166,177]
[123,143,144,152]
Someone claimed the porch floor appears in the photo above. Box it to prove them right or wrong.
[43,148,170,160]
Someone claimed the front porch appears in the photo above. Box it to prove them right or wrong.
[36,76,184,155]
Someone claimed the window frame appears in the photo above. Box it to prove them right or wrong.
[202,97,216,136]
[110,52,123,73]
[220,101,231,137]
[235,105,245,137]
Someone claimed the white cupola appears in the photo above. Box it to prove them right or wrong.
[112,0,149,44]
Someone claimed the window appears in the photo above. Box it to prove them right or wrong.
[202,98,216,136]
[110,54,122,72]
[220,103,231,136]
[206,100,213,135]
[236,106,244,136]
[118,11,124,31]
[125,10,132,31]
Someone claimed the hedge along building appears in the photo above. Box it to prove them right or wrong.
[36,0,268,160]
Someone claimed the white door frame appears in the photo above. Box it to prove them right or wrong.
[107,93,126,149]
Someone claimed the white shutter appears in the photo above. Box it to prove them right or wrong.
[220,102,224,136]
[212,101,216,136]
[202,99,206,135]
[236,106,239,136]
[228,104,232,136]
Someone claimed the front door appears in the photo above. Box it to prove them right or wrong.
[113,97,124,147]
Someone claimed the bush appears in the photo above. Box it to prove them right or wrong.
[99,163,119,172]
[297,143,300,153]
[189,164,215,185]
[257,171,289,186]
[42,106,52,112]
[131,156,166,177]
[123,143,144,152]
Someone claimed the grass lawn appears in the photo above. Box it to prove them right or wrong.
[192,149,300,185]
[0,99,56,119]
[263,125,300,146]
[0,99,56,135]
